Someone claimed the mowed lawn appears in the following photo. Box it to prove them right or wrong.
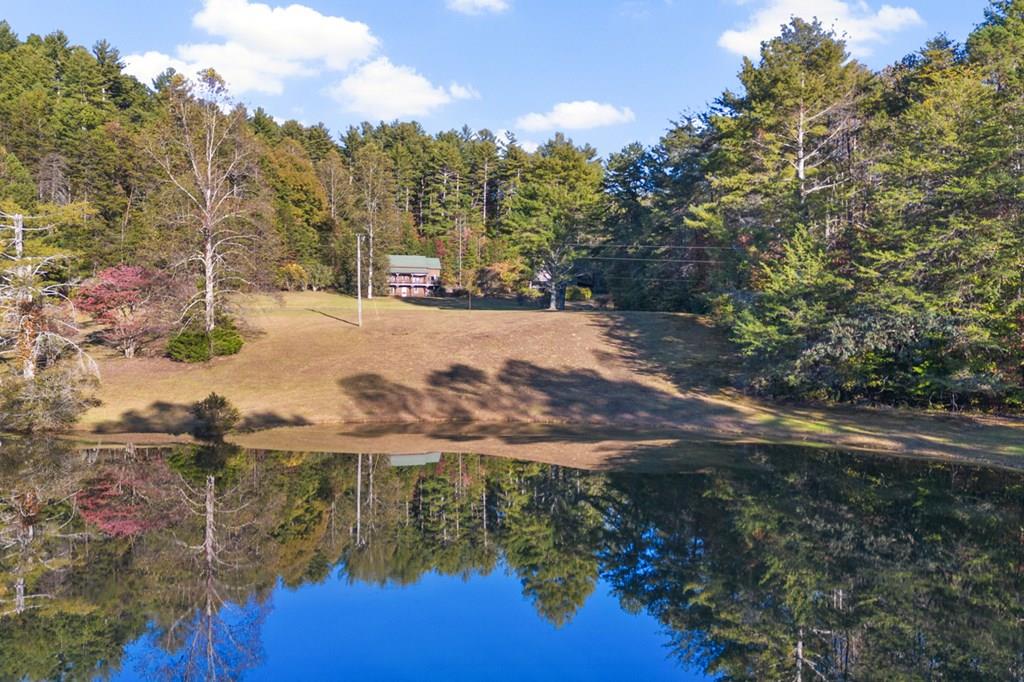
[80,291,1024,463]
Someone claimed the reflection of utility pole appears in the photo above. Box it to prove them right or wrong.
[356,234,363,328]
[356,453,363,545]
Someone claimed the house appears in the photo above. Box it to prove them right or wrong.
[387,255,441,297]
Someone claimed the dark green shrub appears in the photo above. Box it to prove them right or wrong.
[210,326,243,356]
[167,330,210,363]
[190,392,240,441]
[167,326,243,363]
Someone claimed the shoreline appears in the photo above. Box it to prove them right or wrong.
[66,407,1024,472]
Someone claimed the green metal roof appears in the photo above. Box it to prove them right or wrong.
[388,452,442,467]
[388,255,441,271]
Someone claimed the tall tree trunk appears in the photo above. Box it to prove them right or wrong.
[14,577,24,615]
[19,302,36,380]
[367,232,374,299]
[204,475,216,567]
[203,233,216,334]
[13,213,23,260]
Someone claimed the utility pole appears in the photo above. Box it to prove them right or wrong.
[356,234,363,328]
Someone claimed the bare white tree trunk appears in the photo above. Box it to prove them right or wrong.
[13,214,23,260]
[14,577,24,615]
[796,104,807,198]
[204,474,216,567]
[796,628,804,682]
[203,235,216,334]
[367,232,374,300]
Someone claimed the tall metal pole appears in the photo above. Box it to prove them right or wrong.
[356,234,363,328]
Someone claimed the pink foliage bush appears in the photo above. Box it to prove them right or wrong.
[77,476,151,537]
[77,265,164,357]
[77,459,178,537]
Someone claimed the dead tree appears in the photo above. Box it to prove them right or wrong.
[147,70,258,334]
[0,213,93,381]
[155,470,264,680]
[352,143,395,300]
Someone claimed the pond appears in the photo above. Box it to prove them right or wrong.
[0,439,1021,680]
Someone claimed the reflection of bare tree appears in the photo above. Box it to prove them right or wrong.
[0,441,89,618]
[141,462,267,682]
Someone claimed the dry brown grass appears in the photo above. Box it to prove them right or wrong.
[77,291,1024,464]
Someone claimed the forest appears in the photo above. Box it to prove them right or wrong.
[1,0,1023,423]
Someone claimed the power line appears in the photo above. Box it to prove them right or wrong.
[573,243,733,250]
[595,276,705,282]
[576,256,720,263]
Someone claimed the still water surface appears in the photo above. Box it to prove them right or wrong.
[0,439,1021,680]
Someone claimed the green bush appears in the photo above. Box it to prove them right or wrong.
[190,392,240,441]
[211,326,243,356]
[167,330,210,362]
[566,285,592,301]
[167,326,244,363]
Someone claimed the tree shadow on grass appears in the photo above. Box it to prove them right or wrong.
[337,358,736,427]
[93,401,195,435]
[394,296,545,312]
[93,403,312,435]
[237,412,313,432]
[587,311,742,393]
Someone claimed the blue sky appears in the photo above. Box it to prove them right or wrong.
[1,0,991,154]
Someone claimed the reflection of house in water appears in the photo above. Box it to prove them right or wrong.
[387,255,441,297]
[388,452,442,467]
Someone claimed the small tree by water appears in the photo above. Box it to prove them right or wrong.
[189,393,240,441]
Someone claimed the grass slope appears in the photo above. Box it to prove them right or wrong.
[79,292,1024,463]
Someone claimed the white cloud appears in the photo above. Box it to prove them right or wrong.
[446,0,510,15]
[718,0,922,58]
[124,0,378,94]
[123,0,475,120]
[330,58,477,120]
[123,51,193,86]
[515,100,636,132]
[193,0,378,70]
[449,82,481,100]
[176,42,315,94]
[520,140,540,153]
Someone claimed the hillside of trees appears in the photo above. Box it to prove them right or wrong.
[1,1,1024,418]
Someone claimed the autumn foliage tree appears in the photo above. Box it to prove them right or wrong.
[77,265,163,357]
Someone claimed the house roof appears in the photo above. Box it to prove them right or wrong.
[388,254,441,272]
[388,452,442,467]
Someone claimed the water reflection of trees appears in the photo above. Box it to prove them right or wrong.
[0,439,1021,680]
[600,452,1024,680]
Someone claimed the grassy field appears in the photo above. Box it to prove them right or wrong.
[77,291,1024,465]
